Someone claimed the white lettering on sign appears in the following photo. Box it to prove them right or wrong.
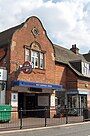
[36,84,52,88]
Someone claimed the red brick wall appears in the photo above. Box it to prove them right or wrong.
[10,17,56,84]
[66,67,90,91]
[0,48,6,66]
[66,67,78,90]
[77,80,90,90]
[55,63,66,88]
[0,16,89,93]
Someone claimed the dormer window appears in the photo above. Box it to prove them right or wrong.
[89,64,90,71]
[82,62,90,77]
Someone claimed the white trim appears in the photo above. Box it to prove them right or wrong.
[78,88,90,92]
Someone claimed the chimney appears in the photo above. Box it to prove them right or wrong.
[70,44,79,54]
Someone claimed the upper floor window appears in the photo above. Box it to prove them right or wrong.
[82,62,90,77]
[24,43,45,69]
[31,51,39,68]
[89,64,90,71]
[25,48,30,61]
[40,53,44,69]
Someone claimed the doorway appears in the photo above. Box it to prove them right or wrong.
[18,92,50,118]
[18,93,37,117]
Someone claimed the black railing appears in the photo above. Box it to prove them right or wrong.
[0,107,89,131]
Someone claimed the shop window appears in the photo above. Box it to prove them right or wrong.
[79,95,87,108]
[67,95,77,108]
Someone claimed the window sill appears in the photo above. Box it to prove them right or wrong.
[32,68,45,74]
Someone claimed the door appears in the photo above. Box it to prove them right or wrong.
[25,94,37,117]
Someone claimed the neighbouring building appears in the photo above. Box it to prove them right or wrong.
[0,16,90,118]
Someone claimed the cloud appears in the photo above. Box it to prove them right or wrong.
[0,0,90,53]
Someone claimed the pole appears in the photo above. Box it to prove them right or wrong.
[65,106,68,124]
[45,108,47,127]
[20,108,23,129]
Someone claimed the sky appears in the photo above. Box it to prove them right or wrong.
[0,0,90,54]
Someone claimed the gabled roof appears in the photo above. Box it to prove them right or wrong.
[53,44,90,78]
[0,16,46,48]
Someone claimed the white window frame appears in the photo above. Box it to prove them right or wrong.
[25,48,30,61]
[82,62,90,77]
[40,52,44,69]
[25,48,45,69]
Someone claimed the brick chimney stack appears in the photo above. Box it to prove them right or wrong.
[70,44,79,54]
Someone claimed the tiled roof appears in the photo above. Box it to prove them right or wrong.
[53,44,90,78]
[53,44,86,64]
[83,53,90,62]
[0,23,24,47]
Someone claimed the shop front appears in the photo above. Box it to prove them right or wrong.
[66,89,88,116]
[12,80,63,118]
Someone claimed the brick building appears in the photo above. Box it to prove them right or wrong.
[0,16,90,117]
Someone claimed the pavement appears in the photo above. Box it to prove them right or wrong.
[0,116,83,131]
[0,121,90,135]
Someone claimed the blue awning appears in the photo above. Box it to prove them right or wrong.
[66,89,89,95]
[12,80,63,90]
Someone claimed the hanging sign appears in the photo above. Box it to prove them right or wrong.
[20,61,32,74]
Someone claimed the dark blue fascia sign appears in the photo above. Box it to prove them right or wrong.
[13,80,63,90]
[66,89,88,95]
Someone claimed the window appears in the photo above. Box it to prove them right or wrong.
[31,51,39,68]
[79,95,87,108]
[67,95,77,108]
[82,62,90,77]
[40,53,44,69]
[25,48,30,61]
[25,48,44,69]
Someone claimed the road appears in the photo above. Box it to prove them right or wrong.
[0,122,90,136]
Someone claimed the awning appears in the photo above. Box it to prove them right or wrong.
[66,89,89,95]
[12,80,63,90]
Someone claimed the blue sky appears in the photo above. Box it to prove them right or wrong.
[0,0,90,54]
